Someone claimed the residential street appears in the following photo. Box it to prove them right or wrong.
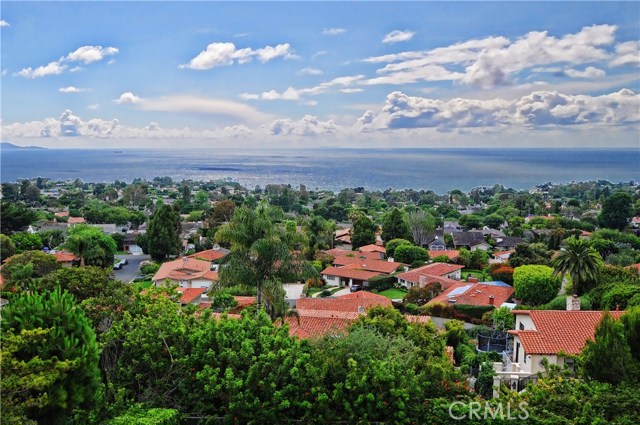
[113,254,151,283]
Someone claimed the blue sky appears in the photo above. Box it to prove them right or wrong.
[1,1,639,149]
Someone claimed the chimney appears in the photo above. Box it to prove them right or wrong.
[566,295,581,311]
[616,304,620,312]
[468,277,479,283]
[489,295,495,306]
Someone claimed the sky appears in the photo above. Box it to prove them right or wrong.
[1,1,639,149]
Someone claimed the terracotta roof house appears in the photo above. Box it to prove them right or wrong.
[325,248,382,262]
[51,251,78,267]
[331,256,405,275]
[451,231,490,251]
[54,211,69,218]
[428,281,514,307]
[396,263,464,289]
[187,247,230,262]
[286,310,358,338]
[152,257,219,289]
[296,291,392,313]
[490,250,515,264]
[175,287,208,305]
[67,217,86,225]
[428,250,460,261]
[632,216,640,228]
[626,263,640,274]
[335,228,351,244]
[321,266,383,288]
[358,244,386,258]
[505,310,624,375]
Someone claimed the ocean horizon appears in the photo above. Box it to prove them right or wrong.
[2,147,638,194]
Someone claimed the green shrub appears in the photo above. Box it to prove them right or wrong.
[367,274,396,291]
[140,263,160,275]
[452,304,494,320]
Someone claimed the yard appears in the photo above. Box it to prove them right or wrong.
[378,288,408,300]
[131,280,153,292]
[462,269,488,282]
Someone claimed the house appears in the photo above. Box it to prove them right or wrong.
[335,228,351,244]
[321,266,382,288]
[187,246,230,263]
[396,263,464,289]
[626,263,640,275]
[451,231,491,251]
[501,310,624,377]
[494,236,526,250]
[152,257,218,289]
[51,251,78,267]
[443,221,462,232]
[297,291,392,313]
[358,244,386,259]
[325,248,383,262]
[67,217,86,225]
[491,250,515,264]
[175,287,208,306]
[123,231,144,254]
[423,230,446,250]
[330,254,405,275]
[90,223,118,234]
[428,281,514,307]
[54,211,69,218]
[482,227,506,238]
[286,310,359,338]
[428,250,460,261]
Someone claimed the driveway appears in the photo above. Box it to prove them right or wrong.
[113,254,151,283]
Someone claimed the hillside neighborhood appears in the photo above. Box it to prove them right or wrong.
[2,176,640,424]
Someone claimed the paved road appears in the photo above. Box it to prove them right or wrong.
[113,254,151,283]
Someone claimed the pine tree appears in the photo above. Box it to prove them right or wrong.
[147,204,182,262]
[351,211,377,250]
[381,208,411,244]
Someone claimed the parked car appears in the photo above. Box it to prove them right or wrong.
[113,262,122,270]
[350,284,362,292]
[118,259,128,267]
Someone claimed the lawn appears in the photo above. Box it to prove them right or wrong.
[379,288,408,300]
[462,270,487,281]
[131,280,153,292]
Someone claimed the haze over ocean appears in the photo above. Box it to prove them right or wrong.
[2,148,638,193]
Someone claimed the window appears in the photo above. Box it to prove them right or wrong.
[515,342,520,362]
[523,353,527,364]
[519,322,525,330]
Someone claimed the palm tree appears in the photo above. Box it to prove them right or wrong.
[303,215,336,259]
[216,204,316,313]
[551,236,602,297]
[63,233,95,267]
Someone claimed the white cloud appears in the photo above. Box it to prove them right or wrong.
[610,41,640,67]
[114,92,271,124]
[341,88,363,94]
[114,92,142,104]
[298,67,323,76]
[359,88,639,131]
[322,28,346,36]
[16,45,118,78]
[563,66,606,78]
[179,42,293,70]
[361,25,619,88]
[59,86,89,93]
[242,74,365,101]
[66,46,119,64]
[87,104,100,110]
[311,51,328,60]
[383,30,416,44]
[16,61,67,78]
[0,19,10,27]
[270,115,337,136]
[70,66,84,73]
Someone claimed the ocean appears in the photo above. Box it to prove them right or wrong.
[1,148,638,193]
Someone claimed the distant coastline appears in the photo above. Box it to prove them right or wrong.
[1,142,47,150]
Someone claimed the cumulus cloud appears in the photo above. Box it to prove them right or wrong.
[563,66,606,78]
[66,46,119,64]
[323,28,346,35]
[179,42,294,70]
[383,30,416,44]
[270,115,338,136]
[16,45,118,78]
[298,67,323,76]
[361,25,620,88]
[16,61,67,78]
[610,41,640,67]
[0,19,10,27]
[59,86,89,93]
[359,89,639,131]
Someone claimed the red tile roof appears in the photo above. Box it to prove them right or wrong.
[67,217,86,224]
[296,291,392,313]
[54,211,69,217]
[429,282,514,307]
[396,263,464,284]
[325,248,381,261]
[321,266,382,281]
[417,275,461,291]
[286,310,358,338]
[493,250,515,257]
[153,257,218,283]
[332,258,403,274]
[175,287,207,304]
[234,296,256,307]
[359,244,386,254]
[509,310,625,355]
[52,251,77,262]
[428,250,460,260]
[187,248,229,262]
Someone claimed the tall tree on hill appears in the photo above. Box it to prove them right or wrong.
[381,208,411,244]
[0,202,37,234]
[63,224,117,268]
[599,191,633,230]
[351,211,377,250]
[407,210,435,247]
[552,236,602,297]
[303,214,336,259]
[147,204,182,262]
